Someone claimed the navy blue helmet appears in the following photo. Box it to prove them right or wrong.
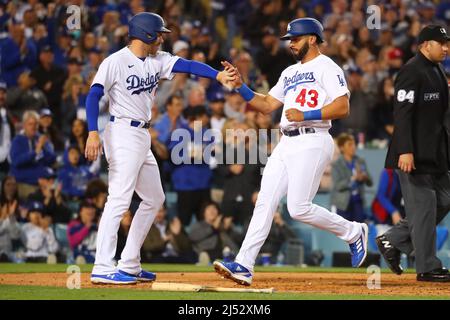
[128,12,171,44]
[280,18,324,43]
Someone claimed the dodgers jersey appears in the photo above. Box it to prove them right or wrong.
[92,47,180,122]
[269,54,349,130]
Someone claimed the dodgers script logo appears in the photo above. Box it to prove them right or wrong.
[283,71,316,95]
[126,72,160,95]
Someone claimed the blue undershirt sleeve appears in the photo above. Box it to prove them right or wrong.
[376,170,398,215]
[86,84,104,132]
[172,58,219,79]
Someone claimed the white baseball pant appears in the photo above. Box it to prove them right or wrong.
[235,129,362,271]
[92,120,165,275]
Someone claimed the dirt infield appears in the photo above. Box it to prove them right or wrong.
[1,272,450,296]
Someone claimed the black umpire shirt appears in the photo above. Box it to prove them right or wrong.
[385,51,450,174]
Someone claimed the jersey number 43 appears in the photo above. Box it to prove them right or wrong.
[295,88,319,108]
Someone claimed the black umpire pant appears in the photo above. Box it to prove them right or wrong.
[384,170,450,273]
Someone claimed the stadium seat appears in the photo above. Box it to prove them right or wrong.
[66,201,80,216]
[53,223,72,263]
[54,223,69,247]
[312,229,349,267]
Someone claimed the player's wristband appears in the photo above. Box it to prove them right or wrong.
[237,84,255,102]
[303,109,322,121]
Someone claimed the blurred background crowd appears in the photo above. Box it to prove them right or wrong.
[0,0,449,267]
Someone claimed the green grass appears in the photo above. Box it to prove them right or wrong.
[0,264,432,300]
[0,263,402,274]
[1,285,447,300]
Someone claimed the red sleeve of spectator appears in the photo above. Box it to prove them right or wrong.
[67,221,90,249]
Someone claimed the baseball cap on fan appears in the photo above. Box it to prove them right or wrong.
[40,45,53,53]
[27,201,45,214]
[172,40,189,55]
[418,25,450,44]
[387,47,403,60]
[41,168,57,180]
[418,1,435,10]
[0,81,6,91]
[263,26,276,37]
[209,90,225,102]
[40,108,53,118]
[192,20,202,29]
[68,57,83,65]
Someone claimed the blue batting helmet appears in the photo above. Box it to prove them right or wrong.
[280,18,324,43]
[128,12,171,44]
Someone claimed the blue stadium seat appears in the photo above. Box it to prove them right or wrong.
[313,193,330,210]
[165,191,178,219]
[291,222,314,260]
[66,201,80,216]
[437,250,450,268]
[311,229,349,267]
[53,223,72,263]
[439,214,450,250]
[53,223,69,247]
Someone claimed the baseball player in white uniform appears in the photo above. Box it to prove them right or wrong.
[85,12,235,284]
[214,18,368,286]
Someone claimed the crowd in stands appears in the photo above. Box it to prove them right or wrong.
[0,0,450,265]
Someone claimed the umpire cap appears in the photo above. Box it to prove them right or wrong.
[128,12,171,44]
[280,18,324,43]
[417,25,450,44]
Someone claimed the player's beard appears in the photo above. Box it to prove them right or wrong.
[292,42,310,61]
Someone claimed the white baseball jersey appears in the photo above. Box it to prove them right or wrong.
[269,54,349,130]
[92,47,179,122]
[233,54,363,273]
[91,46,178,276]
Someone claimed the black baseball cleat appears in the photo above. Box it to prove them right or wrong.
[417,268,450,282]
[376,235,403,275]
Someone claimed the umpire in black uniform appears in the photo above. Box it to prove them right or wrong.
[376,25,450,282]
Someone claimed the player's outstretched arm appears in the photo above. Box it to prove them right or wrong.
[171,58,236,90]
[221,61,283,115]
[85,84,104,161]
[285,95,349,122]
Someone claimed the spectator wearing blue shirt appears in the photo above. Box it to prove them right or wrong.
[436,1,450,24]
[168,106,213,226]
[371,169,405,225]
[10,110,56,200]
[330,133,373,223]
[44,3,74,69]
[154,95,187,184]
[58,146,96,200]
[81,48,102,81]
[0,23,38,87]
[153,94,187,145]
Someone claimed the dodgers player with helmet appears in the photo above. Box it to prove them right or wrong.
[85,12,235,284]
[214,18,368,286]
